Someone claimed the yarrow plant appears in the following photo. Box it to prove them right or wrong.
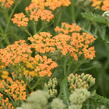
[91,0,109,11]
[0,0,109,109]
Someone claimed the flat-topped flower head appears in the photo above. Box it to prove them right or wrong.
[12,13,29,27]
[23,55,58,77]
[0,93,15,109]
[29,23,95,60]
[0,0,14,8]
[25,0,70,22]
[28,32,56,53]
[0,77,26,101]
[30,9,54,22]
[25,2,54,22]
[0,40,32,66]
[91,0,109,11]
[70,32,96,60]
[55,22,81,34]
[31,0,45,9]
[54,23,96,60]
[45,0,71,10]
[31,0,71,10]
[54,33,71,55]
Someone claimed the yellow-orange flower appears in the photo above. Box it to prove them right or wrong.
[31,0,71,10]
[54,33,71,55]
[45,0,71,10]
[91,0,109,11]
[1,70,9,79]
[28,32,56,53]
[12,13,29,27]
[102,0,109,11]
[0,0,14,8]
[28,23,95,60]
[0,40,32,66]
[0,93,15,109]
[55,22,81,34]
[25,0,70,22]
[0,77,27,101]
[26,3,54,22]
[23,55,58,77]
[54,23,96,60]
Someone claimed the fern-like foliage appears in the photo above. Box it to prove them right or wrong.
[82,94,109,109]
[90,94,109,107]
[81,12,109,24]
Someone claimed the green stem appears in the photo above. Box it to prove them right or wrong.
[4,1,21,45]
[104,43,109,69]
[70,0,77,22]
[38,22,47,33]
[67,58,73,75]
[79,66,95,71]
[31,78,42,90]
[5,1,20,33]
[21,27,32,36]
[33,21,37,34]
[54,8,63,26]
[73,60,85,73]
[0,90,16,107]
[60,56,69,105]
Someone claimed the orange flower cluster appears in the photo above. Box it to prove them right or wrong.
[0,40,32,66]
[0,77,26,101]
[29,23,95,60]
[0,38,57,77]
[32,0,71,10]
[55,22,81,34]
[12,0,71,26]
[0,93,14,109]
[23,55,58,77]
[54,23,96,60]
[54,33,71,55]
[28,32,56,53]
[0,0,14,8]
[11,13,29,27]
[91,0,109,11]
[25,2,54,22]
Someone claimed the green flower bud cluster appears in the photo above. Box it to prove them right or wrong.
[45,78,58,97]
[68,88,91,109]
[68,73,95,91]
[51,98,66,109]
[18,90,66,109]
[21,90,49,109]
